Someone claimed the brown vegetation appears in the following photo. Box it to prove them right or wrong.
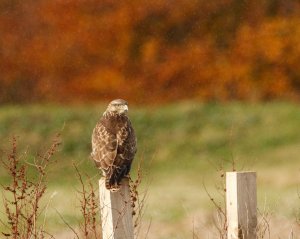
[1,0,300,104]
[73,163,99,239]
[0,136,60,238]
[0,137,145,239]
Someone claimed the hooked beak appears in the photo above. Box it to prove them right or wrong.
[123,105,128,113]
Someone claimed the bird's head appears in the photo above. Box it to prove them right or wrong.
[106,99,129,115]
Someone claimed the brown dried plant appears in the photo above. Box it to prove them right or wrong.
[256,206,271,239]
[55,163,99,239]
[129,159,148,238]
[73,163,99,239]
[0,135,60,239]
[203,166,227,239]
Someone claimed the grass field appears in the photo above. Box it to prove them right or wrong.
[0,101,300,238]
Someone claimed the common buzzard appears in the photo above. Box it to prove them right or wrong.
[91,99,137,191]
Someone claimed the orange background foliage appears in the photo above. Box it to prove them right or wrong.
[1,0,300,104]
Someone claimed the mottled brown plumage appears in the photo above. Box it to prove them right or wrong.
[91,99,137,191]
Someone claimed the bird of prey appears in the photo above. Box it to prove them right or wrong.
[91,99,137,191]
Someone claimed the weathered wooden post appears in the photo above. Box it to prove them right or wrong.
[99,178,134,239]
[226,172,257,239]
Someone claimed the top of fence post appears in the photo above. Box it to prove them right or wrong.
[99,177,134,239]
[226,171,257,239]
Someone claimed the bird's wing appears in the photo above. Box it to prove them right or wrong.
[117,120,137,161]
[91,122,117,172]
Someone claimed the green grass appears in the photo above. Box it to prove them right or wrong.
[0,101,299,238]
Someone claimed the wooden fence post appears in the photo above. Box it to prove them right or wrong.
[99,177,134,239]
[226,172,257,239]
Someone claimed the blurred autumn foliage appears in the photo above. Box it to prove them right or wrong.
[1,0,300,104]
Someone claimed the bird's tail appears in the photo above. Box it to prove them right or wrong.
[105,176,120,192]
[105,166,128,192]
